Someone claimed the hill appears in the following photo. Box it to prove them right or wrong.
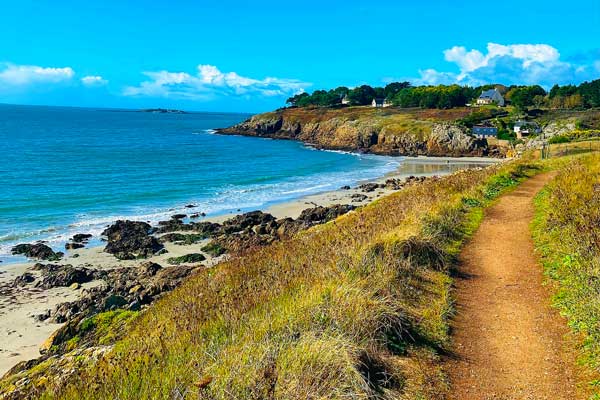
[217,106,506,157]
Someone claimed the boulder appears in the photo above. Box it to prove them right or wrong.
[297,204,356,224]
[13,272,35,287]
[102,220,163,259]
[11,243,63,261]
[65,242,84,250]
[139,261,162,276]
[358,183,381,193]
[222,211,276,234]
[71,234,92,243]
[350,194,368,202]
[40,266,94,289]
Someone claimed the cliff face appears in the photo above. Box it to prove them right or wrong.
[217,107,500,157]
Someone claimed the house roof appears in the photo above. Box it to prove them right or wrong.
[514,121,539,127]
[479,89,500,99]
[472,126,498,134]
[373,98,385,104]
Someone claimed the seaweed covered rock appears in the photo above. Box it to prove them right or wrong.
[11,243,63,261]
[102,220,163,259]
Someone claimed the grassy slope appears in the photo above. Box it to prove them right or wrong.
[1,159,542,399]
[532,153,600,397]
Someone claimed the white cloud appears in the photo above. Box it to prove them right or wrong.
[417,43,596,87]
[81,75,108,86]
[0,63,74,86]
[124,64,310,100]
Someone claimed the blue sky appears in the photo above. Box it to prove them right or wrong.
[1,0,599,112]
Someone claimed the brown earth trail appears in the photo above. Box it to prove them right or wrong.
[446,173,581,400]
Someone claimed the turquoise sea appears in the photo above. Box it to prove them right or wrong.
[0,104,406,262]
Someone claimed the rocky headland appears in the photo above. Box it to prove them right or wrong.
[216,106,506,157]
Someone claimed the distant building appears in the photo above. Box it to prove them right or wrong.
[513,121,541,139]
[472,125,498,139]
[372,98,392,108]
[477,89,505,106]
[341,94,351,105]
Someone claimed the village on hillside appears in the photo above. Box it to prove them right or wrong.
[286,80,600,148]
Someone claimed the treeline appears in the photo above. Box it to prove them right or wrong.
[286,82,477,109]
[286,79,600,110]
[546,80,600,109]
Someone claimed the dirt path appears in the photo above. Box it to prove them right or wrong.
[447,173,581,400]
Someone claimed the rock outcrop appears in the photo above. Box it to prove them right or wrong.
[217,107,500,157]
[102,220,163,260]
[11,243,63,261]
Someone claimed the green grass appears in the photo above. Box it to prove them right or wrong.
[532,153,600,398]
[1,158,543,399]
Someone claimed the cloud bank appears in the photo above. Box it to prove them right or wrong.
[414,43,600,87]
[0,63,74,86]
[123,64,310,99]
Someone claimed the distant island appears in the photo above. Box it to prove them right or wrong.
[140,108,188,114]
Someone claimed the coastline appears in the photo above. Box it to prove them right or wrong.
[0,155,501,376]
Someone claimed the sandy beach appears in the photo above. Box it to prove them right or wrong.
[0,156,500,376]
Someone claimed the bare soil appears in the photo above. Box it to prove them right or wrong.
[447,173,582,400]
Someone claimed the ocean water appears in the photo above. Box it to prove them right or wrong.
[0,104,404,262]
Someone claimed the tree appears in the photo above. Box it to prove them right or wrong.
[384,82,411,99]
[347,85,376,105]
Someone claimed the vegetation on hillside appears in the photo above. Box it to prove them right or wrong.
[1,159,543,399]
[532,153,600,395]
[285,79,600,111]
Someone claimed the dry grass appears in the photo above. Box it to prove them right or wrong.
[532,153,600,397]
[1,158,543,400]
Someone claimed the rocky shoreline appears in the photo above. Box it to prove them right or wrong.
[0,173,428,376]
[0,156,500,390]
[216,107,507,157]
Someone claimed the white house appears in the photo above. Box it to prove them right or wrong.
[372,98,392,108]
[513,121,541,139]
[477,89,505,106]
[341,94,350,105]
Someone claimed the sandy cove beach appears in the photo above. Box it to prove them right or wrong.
[0,156,500,376]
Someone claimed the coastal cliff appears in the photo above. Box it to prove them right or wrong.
[217,106,504,157]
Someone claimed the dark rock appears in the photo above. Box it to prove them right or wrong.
[71,234,92,243]
[192,221,221,236]
[40,266,94,289]
[140,261,162,276]
[222,211,276,234]
[358,183,382,193]
[275,218,308,238]
[102,220,163,260]
[185,204,196,208]
[350,194,368,202]
[171,214,187,220]
[190,213,199,219]
[65,242,84,250]
[340,185,351,190]
[35,310,51,322]
[11,243,63,261]
[13,272,35,287]
[297,204,356,224]
[156,218,195,233]
[103,295,128,311]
